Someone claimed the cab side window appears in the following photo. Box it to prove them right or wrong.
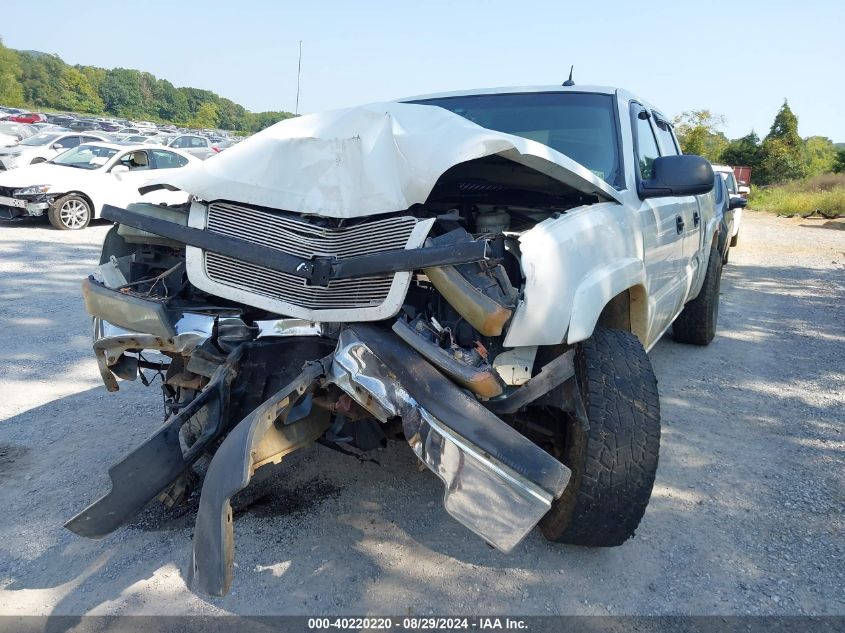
[633,109,660,180]
[654,118,679,156]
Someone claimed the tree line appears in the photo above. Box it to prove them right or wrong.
[672,101,845,186]
[0,39,294,134]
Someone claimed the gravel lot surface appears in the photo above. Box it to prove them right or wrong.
[0,212,843,616]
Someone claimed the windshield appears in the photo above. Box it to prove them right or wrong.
[51,145,118,169]
[20,133,62,147]
[410,92,623,188]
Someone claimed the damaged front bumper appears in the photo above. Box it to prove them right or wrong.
[73,277,572,597]
[0,194,50,219]
[69,323,571,596]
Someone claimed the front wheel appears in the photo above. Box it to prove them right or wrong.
[538,327,661,546]
[48,194,91,230]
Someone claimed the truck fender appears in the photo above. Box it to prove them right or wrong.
[566,257,647,344]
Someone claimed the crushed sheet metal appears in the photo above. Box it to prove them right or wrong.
[328,328,565,553]
[256,318,323,338]
[92,315,215,391]
[143,102,622,218]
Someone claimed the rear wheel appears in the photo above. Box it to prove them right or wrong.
[730,232,739,247]
[536,327,661,546]
[673,246,722,346]
[48,194,91,230]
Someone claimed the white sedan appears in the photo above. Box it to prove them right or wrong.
[0,142,198,230]
[0,131,109,170]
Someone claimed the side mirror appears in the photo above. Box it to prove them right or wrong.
[729,196,748,210]
[52,143,66,150]
[111,164,129,177]
[639,155,715,199]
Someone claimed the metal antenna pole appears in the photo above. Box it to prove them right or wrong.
[295,40,302,115]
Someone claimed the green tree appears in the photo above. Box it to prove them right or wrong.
[100,68,145,117]
[0,39,24,106]
[767,99,803,148]
[757,100,807,184]
[803,136,837,176]
[216,98,248,132]
[834,149,845,174]
[189,101,219,129]
[154,79,189,123]
[17,52,64,107]
[244,111,296,134]
[672,110,728,162]
[78,65,107,97]
[180,87,218,117]
[720,131,762,171]
[58,67,103,113]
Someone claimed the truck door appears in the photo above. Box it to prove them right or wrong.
[652,116,703,301]
[631,105,687,340]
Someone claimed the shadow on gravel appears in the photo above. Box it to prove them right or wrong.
[0,233,104,384]
[0,257,843,615]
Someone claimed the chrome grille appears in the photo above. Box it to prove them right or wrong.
[202,201,419,312]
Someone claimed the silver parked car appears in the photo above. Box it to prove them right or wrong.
[166,134,219,159]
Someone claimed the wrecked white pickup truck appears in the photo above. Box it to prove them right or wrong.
[66,85,720,596]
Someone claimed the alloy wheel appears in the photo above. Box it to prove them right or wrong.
[59,199,89,229]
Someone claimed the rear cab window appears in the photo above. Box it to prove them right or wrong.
[653,116,679,156]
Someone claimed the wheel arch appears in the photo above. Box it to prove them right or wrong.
[60,191,97,217]
[566,258,648,346]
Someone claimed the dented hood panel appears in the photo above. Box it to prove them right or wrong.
[147,102,623,218]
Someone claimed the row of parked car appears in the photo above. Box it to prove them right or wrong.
[0,105,249,229]
[0,106,240,154]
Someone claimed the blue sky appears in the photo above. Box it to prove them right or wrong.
[2,0,842,140]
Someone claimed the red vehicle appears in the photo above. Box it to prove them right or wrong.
[8,113,46,124]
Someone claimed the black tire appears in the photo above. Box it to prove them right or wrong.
[673,246,722,346]
[539,327,661,546]
[730,232,739,247]
[722,244,730,265]
[48,194,91,230]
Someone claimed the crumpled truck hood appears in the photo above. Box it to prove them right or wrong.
[146,102,622,218]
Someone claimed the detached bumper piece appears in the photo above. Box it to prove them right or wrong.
[330,326,571,552]
[190,358,331,596]
[65,344,245,538]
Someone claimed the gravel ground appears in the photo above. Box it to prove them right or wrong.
[0,211,843,616]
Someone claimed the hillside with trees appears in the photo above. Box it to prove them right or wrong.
[0,39,294,134]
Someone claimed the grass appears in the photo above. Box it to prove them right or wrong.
[749,173,845,217]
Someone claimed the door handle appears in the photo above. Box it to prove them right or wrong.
[693,211,700,227]
[676,216,685,234]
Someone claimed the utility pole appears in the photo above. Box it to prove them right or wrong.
[295,40,302,115]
